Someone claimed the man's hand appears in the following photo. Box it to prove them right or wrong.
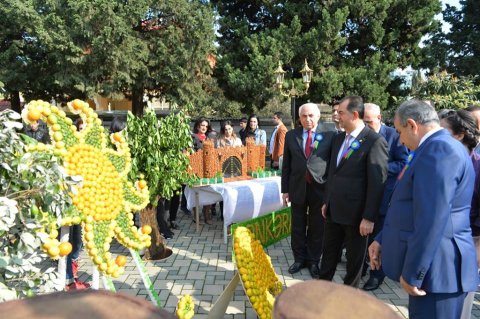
[359,218,374,236]
[368,241,382,270]
[321,204,327,218]
[282,193,289,207]
[400,276,426,296]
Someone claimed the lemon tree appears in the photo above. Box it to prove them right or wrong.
[21,99,151,278]
[0,110,76,301]
[126,106,192,204]
[233,227,283,319]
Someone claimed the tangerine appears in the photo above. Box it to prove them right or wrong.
[27,109,41,121]
[59,242,73,257]
[141,224,152,234]
[115,255,127,267]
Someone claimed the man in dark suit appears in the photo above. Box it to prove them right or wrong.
[281,103,336,279]
[318,96,388,287]
[362,103,409,291]
[369,100,478,319]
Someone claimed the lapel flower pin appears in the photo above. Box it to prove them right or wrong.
[343,138,362,160]
[313,133,324,150]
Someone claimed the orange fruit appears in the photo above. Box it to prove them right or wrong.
[59,242,73,257]
[138,180,147,189]
[141,224,152,234]
[27,109,41,121]
[72,99,84,110]
[115,255,127,267]
[113,132,122,142]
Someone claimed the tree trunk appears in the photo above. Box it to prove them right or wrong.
[131,82,144,117]
[139,206,172,260]
[10,91,21,113]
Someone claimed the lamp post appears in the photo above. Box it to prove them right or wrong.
[274,59,313,126]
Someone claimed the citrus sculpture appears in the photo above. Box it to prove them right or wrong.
[22,99,151,278]
[233,226,283,319]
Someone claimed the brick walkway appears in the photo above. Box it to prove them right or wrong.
[76,211,480,318]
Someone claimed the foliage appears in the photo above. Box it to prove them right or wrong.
[126,106,192,204]
[0,110,73,301]
[0,0,218,113]
[411,71,480,110]
[211,0,441,112]
[421,0,480,80]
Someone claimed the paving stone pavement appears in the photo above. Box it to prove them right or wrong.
[76,211,480,318]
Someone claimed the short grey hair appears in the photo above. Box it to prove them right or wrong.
[396,99,439,126]
[298,103,321,117]
[364,103,381,115]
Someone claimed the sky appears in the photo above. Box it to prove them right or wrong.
[440,0,461,32]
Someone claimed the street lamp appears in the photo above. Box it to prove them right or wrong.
[274,59,313,125]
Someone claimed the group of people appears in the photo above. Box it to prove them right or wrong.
[280,97,480,319]
[188,113,285,224]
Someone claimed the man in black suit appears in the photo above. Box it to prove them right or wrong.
[281,103,336,279]
[318,96,388,287]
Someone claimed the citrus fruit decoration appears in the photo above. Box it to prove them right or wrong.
[176,294,195,319]
[233,227,283,319]
[22,99,151,278]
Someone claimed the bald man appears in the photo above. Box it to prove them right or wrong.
[361,103,409,291]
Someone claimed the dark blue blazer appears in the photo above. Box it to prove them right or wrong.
[378,125,409,220]
[377,129,478,293]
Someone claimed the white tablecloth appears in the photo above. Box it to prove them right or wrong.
[185,177,283,227]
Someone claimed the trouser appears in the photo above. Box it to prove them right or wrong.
[290,185,324,265]
[319,220,368,287]
[66,224,83,280]
[409,292,467,319]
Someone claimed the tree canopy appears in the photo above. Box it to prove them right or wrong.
[0,0,219,114]
[422,0,480,80]
[212,0,441,113]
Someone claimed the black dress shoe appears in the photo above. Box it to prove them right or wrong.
[308,264,320,279]
[362,277,383,291]
[170,221,179,230]
[161,231,174,239]
[288,262,305,274]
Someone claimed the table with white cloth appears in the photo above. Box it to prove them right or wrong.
[185,177,284,243]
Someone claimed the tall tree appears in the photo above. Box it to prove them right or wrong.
[212,0,441,113]
[422,0,480,79]
[0,0,217,114]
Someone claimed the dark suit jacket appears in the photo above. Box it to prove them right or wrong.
[281,123,335,204]
[324,126,388,225]
[378,129,478,293]
[378,124,409,218]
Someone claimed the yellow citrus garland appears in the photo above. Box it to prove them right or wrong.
[176,294,195,319]
[22,99,151,277]
[233,227,283,319]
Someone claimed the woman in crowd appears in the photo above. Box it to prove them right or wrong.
[189,117,218,224]
[243,114,266,145]
[216,120,242,148]
[439,109,480,319]
[192,117,217,151]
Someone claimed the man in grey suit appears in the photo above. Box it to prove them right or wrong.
[319,96,388,287]
[281,103,336,279]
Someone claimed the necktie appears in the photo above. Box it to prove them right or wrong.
[337,134,351,166]
[305,130,313,184]
[305,130,312,158]
[341,134,352,158]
